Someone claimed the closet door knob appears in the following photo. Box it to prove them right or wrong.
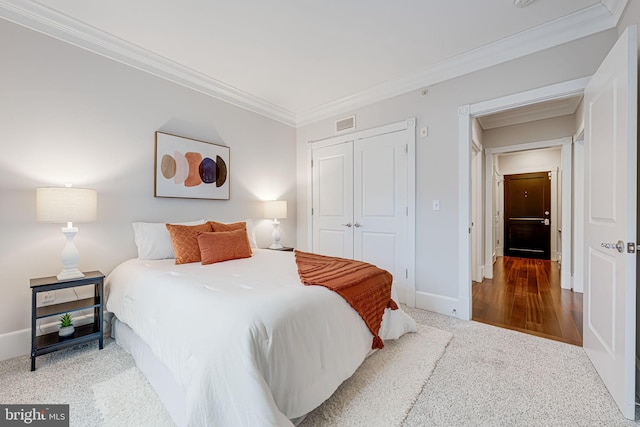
[341,222,352,228]
[354,222,361,228]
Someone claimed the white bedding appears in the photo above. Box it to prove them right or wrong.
[106,249,417,427]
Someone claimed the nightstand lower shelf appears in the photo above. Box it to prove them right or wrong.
[34,323,101,356]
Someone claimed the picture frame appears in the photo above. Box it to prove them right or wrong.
[154,132,230,200]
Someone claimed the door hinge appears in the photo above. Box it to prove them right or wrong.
[405,268,408,279]
[406,206,408,216]
[311,159,313,168]
[628,242,636,254]
[311,208,314,215]
[405,144,408,153]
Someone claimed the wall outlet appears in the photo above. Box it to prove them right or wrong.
[432,200,440,211]
[41,291,55,304]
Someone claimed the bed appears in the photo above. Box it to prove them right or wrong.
[106,246,417,426]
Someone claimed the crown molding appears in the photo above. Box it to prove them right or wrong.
[0,0,298,127]
[601,0,629,24]
[295,4,616,126]
[0,1,621,129]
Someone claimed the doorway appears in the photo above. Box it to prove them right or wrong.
[458,78,588,321]
[462,89,581,345]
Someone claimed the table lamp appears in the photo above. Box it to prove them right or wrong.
[36,186,97,280]
[264,200,287,249]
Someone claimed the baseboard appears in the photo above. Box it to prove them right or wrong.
[395,285,416,308]
[560,266,572,290]
[0,328,30,362]
[484,262,494,279]
[415,291,460,318]
[0,312,112,362]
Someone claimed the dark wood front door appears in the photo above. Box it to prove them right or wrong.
[504,172,551,259]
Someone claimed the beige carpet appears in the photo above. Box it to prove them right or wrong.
[92,367,174,427]
[2,307,637,426]
[90,324,451,427]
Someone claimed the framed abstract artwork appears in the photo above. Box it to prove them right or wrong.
[154,132,230,200]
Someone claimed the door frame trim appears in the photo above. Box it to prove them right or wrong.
[457,77,589,320]
[307,118,417,307]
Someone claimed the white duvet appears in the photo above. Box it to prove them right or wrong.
[106,249,417,427]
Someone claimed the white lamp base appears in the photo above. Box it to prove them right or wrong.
[57,227,85,281]
[57,269,85,281]
[269,219,283,249]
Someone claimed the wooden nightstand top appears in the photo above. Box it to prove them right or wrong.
[30,271,104,288]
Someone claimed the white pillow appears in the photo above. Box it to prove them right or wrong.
[243,218,258,249]
[132,220,205,260]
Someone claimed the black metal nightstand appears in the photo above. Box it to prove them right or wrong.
[30,271,104,371]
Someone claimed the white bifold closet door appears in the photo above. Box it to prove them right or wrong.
[312,129,409,291]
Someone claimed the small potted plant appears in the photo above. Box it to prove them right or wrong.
[58,313,74,337]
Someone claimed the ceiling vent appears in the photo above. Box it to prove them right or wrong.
[335,115,356,133]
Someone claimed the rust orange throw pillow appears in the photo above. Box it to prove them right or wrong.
[207,220,247,232]
[166,223,213,264]
[198,229,252,265]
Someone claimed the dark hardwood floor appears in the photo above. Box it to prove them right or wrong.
[472,256,583,346]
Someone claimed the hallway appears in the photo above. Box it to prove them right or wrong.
[472,256,583,346]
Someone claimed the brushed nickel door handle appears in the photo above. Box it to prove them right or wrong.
[601,240,624,253]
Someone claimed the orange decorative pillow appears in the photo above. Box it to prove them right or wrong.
[166,223,213,264]
[198,229,252,265]
[207,220,247,232]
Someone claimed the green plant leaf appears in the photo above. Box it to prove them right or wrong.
[59,313,73,327]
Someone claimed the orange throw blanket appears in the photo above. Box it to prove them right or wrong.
[294,250,398,350]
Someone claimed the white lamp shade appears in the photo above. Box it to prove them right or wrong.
[37,187,98,223]
[264,200,287,219]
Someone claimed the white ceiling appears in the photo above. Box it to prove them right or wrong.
[0,0,628,125]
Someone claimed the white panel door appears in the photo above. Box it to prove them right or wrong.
[354,131,408,290]
[312,142,354,258]
[583,26,636,420]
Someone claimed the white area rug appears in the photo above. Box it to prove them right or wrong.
[90,324,451,427]
[92,367,174,427]
[301,324,453,426]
